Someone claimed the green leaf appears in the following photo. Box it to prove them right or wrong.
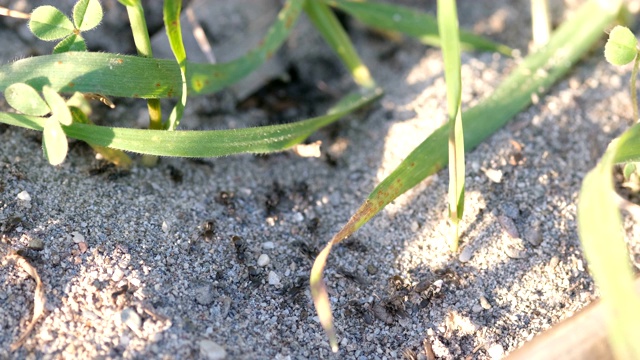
[1,0,304,98]
[5,83,50,116]
[304,1,375,89]
[309,0,622,351]
[623,162,637,179]
[578,123,640,360]
[324,0,512,56]
[163,0,187,130]
[53,34,87,53]
[42,116,69,165]
[438,0,465,251]
[605,25,638,66]
[73,0,103,31]
[42,85,72,126]
[0,87,382,157]
[29,6,75,41]
[117,0,139,6]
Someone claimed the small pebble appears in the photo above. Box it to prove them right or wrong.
[111,268,125,282]
[483,168,503,183]
[17,190,31,202]
[500,202,519,219]
[28,237,45,251]
[524,224,542,246]
[410,221,419,232]
[292,212,304,223]
[120,307,141,332]
[262,241,275,249]
[195,284,216,305]
[472,304,483,313]
[366,264,378,275]
[549,256,560,269]
[78,241,88,253]
[71,232,85,243]
[504,246,527,259]
[486,343,505,359]
[498,215,520,238]
[199,339,227,360]
[162,221,170,234]
[459,246,473,263]
[268,271,280,286]
[257,254,270,267]
[480,296,492,310]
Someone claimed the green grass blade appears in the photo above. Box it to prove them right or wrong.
[578,123,640,359]
[188,0,304,94]
[163,0,187,130]
[0,0,303,99]
[0,87,382,157]
[437,0,465,252]
[324,0,512,56]
[310,0,621,351]
[304,0,376,89]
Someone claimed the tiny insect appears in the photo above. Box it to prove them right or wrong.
[200,220,215,241]
[232,235,247,263]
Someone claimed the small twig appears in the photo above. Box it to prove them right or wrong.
[186,7,216,64]
[6,251,46,351]
[0,7,30,20]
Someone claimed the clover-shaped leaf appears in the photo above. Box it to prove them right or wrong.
[605,25,638,66]
[43,86,73,126]
[43,116,69,166]
[29,6,75,41]
[5,83,50,116]
[53,34,87,53]
[28,0,103,53]
[73,0,103,32]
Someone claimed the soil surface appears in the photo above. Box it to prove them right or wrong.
[1,1,640,359]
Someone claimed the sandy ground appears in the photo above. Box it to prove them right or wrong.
[1,1,639,359]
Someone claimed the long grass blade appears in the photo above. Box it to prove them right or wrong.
[304,0,376,89]
[437,0,465,252]
[578,123,640,359]
[324,0,512,56]
[163,0,187,130]
[0,0,304,98]
[0,87,382,157]
[309,0,621,350]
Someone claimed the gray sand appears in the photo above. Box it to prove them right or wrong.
[1,1,639,359]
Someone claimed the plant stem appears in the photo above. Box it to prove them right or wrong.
[531,0,551,49]
[125,2,162,166]
[631,52,639,123]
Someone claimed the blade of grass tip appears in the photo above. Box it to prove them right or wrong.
[578,123,640,359]
[304,0,376,89]
[309,0,621,350]
[323,0,513,56]
[437,0,465,252]
[163,0,187,131]
[0,87,382,157]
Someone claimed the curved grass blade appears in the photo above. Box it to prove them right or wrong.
[163,0,187,130]
[578,123,640,359]
[310,0,621,351]
[324,0,512,56]
[304,0,376,89]
[0,87,382,157]
[0,0,303,99]
[188,0,304,94]
[438,0,465,252]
